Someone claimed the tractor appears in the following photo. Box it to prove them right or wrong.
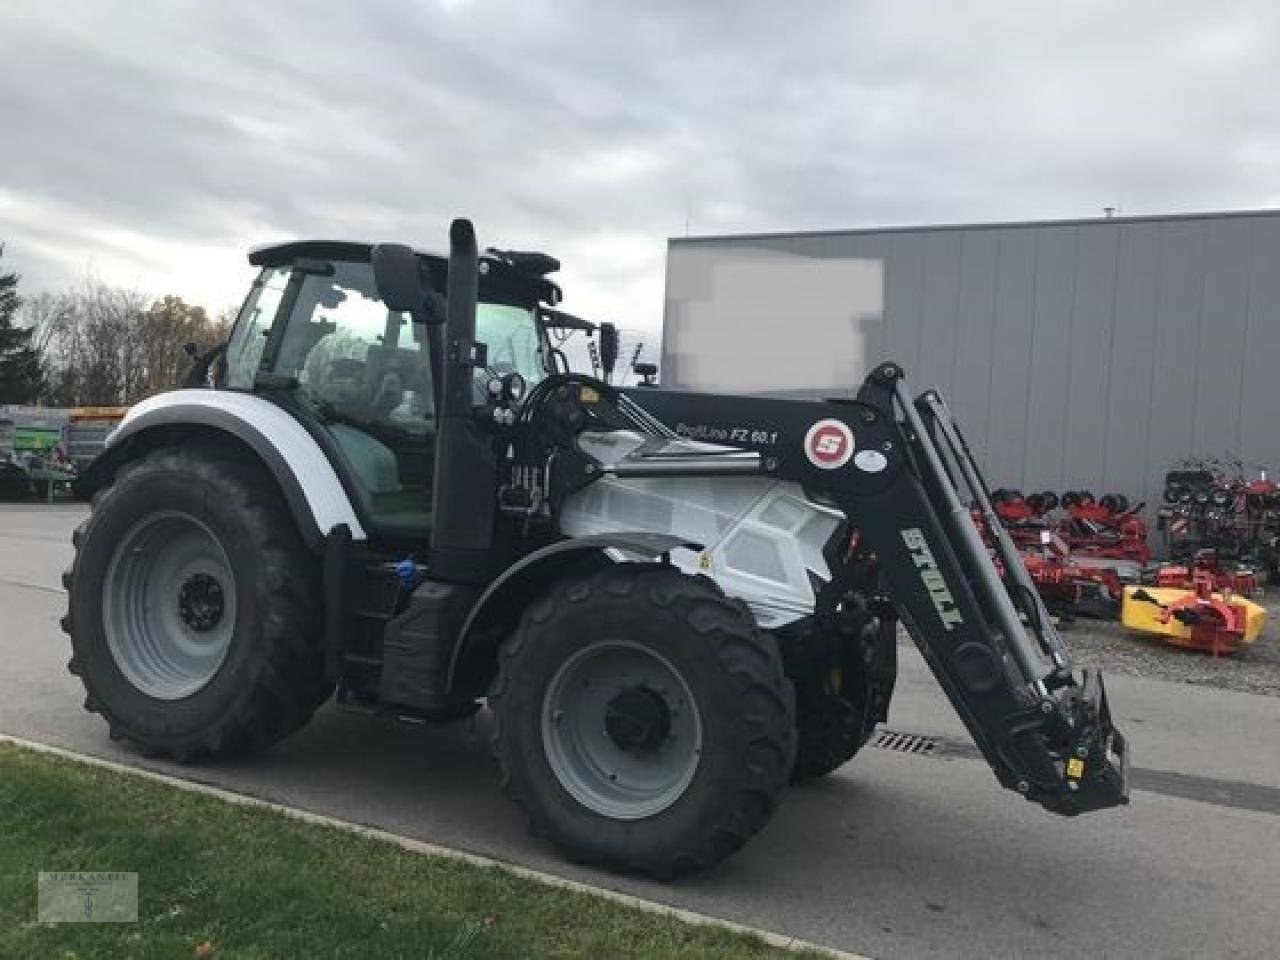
[64,219,1128,877]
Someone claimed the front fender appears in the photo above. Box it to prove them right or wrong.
[446,532,700,692]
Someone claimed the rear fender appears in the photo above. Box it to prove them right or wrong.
[76,390,365,549]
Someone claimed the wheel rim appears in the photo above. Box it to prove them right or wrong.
[103,511,237,700]
[541,640,703,820]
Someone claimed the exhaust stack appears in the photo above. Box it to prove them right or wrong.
[429,218,498,581]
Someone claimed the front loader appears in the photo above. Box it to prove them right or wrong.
[64,219,1128,878]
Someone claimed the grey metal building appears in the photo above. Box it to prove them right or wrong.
[662,209,1280,512]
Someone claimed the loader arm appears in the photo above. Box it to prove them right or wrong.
[608,362,1129,816]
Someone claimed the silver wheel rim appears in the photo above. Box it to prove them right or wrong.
[103,511,237,700]
[541,640,703,820]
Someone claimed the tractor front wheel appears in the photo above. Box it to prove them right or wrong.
[489,565,795,878]
[790,605,898,782]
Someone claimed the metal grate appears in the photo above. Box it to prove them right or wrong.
[872,730,938,756]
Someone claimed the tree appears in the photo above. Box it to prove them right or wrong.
[21,290,72,357]
[45,278,147,406]
[0,244,44,404]
[133,295,219,399]
[16,270,234,406]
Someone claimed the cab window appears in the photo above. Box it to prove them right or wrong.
[268,261,433,536]
[224,267,289,390]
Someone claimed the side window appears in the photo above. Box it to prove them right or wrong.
[274,262,432,428]
[224,268,289,389]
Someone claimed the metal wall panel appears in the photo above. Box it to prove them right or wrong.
[951,230,1000,461]
[1240,218,1280,474]
[1102,224,1160,498]
[986,231,1038,486]
[665,210,1280,514]
[1194,219,1252,457]
[917,231,965,401]
[1023,226,1078,488]
[1062,224,1119,491]
[1145,221,1203,496]
[882,232,926,375]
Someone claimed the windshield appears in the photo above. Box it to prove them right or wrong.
[477,302,547,386]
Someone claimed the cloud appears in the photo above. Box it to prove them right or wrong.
[2,0,1279,335]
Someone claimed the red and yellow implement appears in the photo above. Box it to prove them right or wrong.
[1122,576,1266,656]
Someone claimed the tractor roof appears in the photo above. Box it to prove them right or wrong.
[248,240,562,304]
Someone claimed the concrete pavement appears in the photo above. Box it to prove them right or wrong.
[2,504,1278,958]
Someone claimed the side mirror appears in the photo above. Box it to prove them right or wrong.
[372,244,441,324]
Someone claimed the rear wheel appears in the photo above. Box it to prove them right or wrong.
[63,445,333,759]
[489,564,794,878]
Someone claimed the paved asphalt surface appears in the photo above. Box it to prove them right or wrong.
[2,503,1279,958]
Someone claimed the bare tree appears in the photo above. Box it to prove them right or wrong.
[26,274,235,406]
[46,279,148,406]
[20,290,73,356]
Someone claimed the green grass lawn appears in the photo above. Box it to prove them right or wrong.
[0,742,814,959]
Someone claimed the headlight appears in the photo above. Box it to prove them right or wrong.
[504,372,526,403]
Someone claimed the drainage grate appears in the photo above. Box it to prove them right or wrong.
[872,730,938,756]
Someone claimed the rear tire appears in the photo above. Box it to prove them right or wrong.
[63,445,333,760]
[489,564,794,879]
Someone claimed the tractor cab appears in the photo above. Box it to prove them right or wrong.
[219,241,560,543]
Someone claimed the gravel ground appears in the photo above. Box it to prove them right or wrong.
[1057,600,1280,698]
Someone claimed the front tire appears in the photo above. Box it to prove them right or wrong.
[791,603,898,782]
[489,565,795,878]
[64,445,333,760]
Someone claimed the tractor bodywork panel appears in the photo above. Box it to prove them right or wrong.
[562,430,842,628]
[85,390,367,545]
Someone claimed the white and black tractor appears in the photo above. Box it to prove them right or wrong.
[64,219,1128,877]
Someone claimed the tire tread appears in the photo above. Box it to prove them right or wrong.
[63,445,332,760]
[489,564,794,879]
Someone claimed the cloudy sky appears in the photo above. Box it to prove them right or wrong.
[2,0,1278,338]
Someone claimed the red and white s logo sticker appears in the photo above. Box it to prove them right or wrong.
[804,419,855,470]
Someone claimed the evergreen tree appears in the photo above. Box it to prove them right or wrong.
[0,244,44,404]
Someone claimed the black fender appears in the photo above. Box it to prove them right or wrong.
[74,393,365,550]
[445,532,701,692]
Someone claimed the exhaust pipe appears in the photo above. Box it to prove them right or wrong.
[429,218,498,581]
[442,219,479,418]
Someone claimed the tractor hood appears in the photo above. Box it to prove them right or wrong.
[560,430,843,629]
